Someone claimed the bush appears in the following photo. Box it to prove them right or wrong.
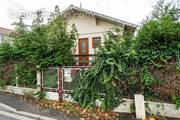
[0,6,77,87]
[172,95,180,109]
[72,3,180,111]
[35,91,46,100]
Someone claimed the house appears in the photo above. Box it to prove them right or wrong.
[0,27,14,43]
[64,5,138,66]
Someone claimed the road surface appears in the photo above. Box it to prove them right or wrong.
[0,103,57,120]
[0,115,18,120]
[0,92,78,120]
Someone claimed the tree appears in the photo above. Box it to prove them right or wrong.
[12,15,28,34]
[32,10,44,26]
[151,0,180,21]
[46,5,78,66]
[29,10,49,67]
[0,5,78,87]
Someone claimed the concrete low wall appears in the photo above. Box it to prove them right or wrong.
[114,99,134,113]
[0,86,73,101]
[46,92,59,100]
[146,101,180,118]
[0,86,59,101]
[114,99,180,119]
[0,86,180,118]
[0,86,37,95]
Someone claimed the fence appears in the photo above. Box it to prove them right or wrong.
[39,66,180,119]
[42,67,58,91]
[0,63,15,85]
[41,66,91,100]
[1,65,180,119]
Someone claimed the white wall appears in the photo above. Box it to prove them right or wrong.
[67,17,118,35]
[66,16,123,55]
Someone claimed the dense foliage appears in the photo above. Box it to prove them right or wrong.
[0,6,77,87]
[47,6,77,66]
[72,1,180,111]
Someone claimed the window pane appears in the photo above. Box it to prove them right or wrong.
[93,37,101,48]
[82,42,86,49]
[81,42,87,53]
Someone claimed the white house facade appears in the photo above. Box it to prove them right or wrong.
[64,5,138,65]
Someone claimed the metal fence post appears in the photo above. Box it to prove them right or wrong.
[58,66,63,101]
[15,64,19,87]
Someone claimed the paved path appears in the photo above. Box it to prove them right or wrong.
[0,92,78,120]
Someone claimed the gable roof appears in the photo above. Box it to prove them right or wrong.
[63,5,138,29]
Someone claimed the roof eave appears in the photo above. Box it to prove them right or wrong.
[63,5,138,29]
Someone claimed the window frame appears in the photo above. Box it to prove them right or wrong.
[92,37,101,48]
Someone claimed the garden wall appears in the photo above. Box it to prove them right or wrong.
[0,86,180,119]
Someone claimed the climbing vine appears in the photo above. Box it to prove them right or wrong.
[72,0,180,111]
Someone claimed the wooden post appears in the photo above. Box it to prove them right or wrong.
[134,94,146,120]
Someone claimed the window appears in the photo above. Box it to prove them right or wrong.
[81,42,87,53]
[92,37,101,48]
[0,33,3,42]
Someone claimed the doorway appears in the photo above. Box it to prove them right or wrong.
[78,38,89,65]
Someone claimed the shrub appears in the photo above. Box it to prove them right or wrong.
[35,91,46,100]
[172,95,180,109]
[72,1,180,111]
[0,6,77,87]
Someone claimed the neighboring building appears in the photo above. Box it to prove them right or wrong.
[63,5,138,65]
[0,27,14,42]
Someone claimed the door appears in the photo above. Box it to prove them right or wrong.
[78,38,89,66]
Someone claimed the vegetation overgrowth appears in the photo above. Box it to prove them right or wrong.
[0,0,179,111]
[0,6,77,87]
[72,0,180,110]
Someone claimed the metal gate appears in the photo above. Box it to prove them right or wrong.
[42,66,90,100]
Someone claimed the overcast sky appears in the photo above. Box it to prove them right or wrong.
[0,0,170,29]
